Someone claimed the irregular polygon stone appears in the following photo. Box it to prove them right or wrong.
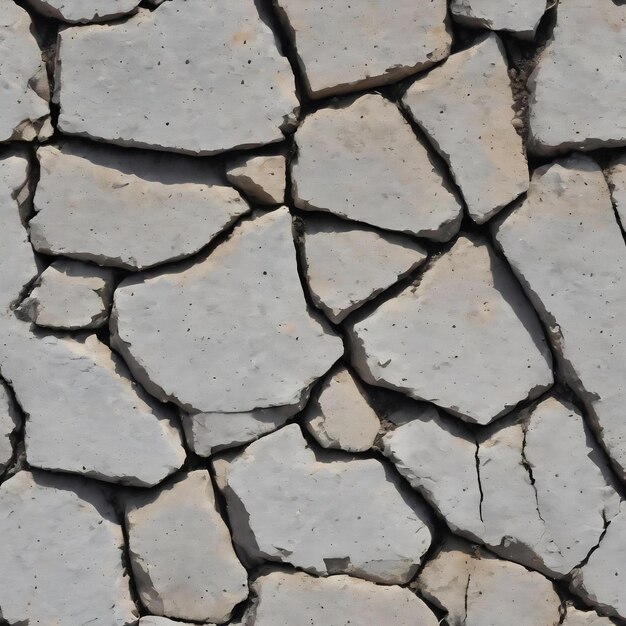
[304,366,380,453]
[0,470,137,625]
[402,33,528,223]
[301,215,427,323]
[26,0,140,23]
[562,605,618,626]
[218,424,432,583]
[349,235,553,425]
[273,0,451,98]
[0,2,50,143]
[126,470,248,623]
[244,570,439,626]
[383,396,620,578]
[226,154,286,205]
[112,208,342,414]
[0,379,20,472]
[292,94,462,240]
[30,143,250,270]
[0,319,185,486]
[55,0,298,155]
[19,259,115,330]
[417,538,561,626]
[607,152,626,228]
[492,155,626,480]
[528,0,626,154]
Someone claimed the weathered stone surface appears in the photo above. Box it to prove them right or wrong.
[492,155,626,480]
[139,619,205,626]
[417,538,561,626]
[607,152,626,228]
[304,366,380,453]
[218,424,432,584]
[19,259,115,330]
[55,1,298,155]
[226,154,286,205]
[562,605,618,626]
[402,33,528,223]
[349,235,553,425]
[0,319,185,486]
[30,143,250,270]
[0,379,20,472]
[0,470,137,625]
[0,2,50,143]
[26,0,140,23]
[383,396,620,578]
[244,570,439,626]
[273,0,451,98]
[528,0,626,154]
[292,94,462,240]
[112,208,342,414]
[301,215,427,323]
[126,470,248,623]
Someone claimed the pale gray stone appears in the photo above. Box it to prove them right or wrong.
[292,93,462,240]
[140,619,207,626]
[55,1,298,155]
[26,0,140,23]
[402,33,528,223]
[607,152,626,228]
[0,470,137,625]
[0,319,185,486]
[126,470,248,623]
[302,215,427,323]
[218,424,433,584]
[528,0,626,154]
[562,605,618,626]
[273,0,451,98]
[244,570,439,626]
[492,155,626,480]
[226,154,286,205]
[30,143,250,270]
[349,235,553,425]
[112,208,342,414]
[0,379,20,473]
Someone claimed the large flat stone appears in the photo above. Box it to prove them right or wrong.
[607,152,626,228]
[292,94,462,240]
[492,155,626,480]
[26,0,141,23]
[55,0,298,155]
[112,208,342,414]
[0,379,20,473]
[402,33,528,223]
[349,235,553,425]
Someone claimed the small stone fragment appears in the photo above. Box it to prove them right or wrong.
[126,470,248,623]
[304,366,380,453]
[218,424,432,584]
[55,1,298,155]
[244,570,439,626]
[293,94,462,239]
[19,259,115,330]
[140,619,206,626]
[26,0,140,23]
[112,208,343,414]
[0,470,137,625]
[226,154,286,205]
[402,33,528,223]
[273,0,451,98]
[0,380,20,473]
[607,152,626,228]
[30,143,250,270]
[301,215,427,323]
[562,604,618,626]
[417,537,561,626]
[528,0,626,154]
[349,235,553,425]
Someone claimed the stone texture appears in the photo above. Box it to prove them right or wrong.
[19,259,115,330]
[0,379,20,473]
[244,570,439,626]
[292,94,462,240]
[528,0,626,154]
[273,0,451,98]
[0,319,185,486]
[226,154,286,205]
[562,605,617,626]
[349,235,553,425]
[607,152,626,228]
[26,0,140,23]
[417,538,561,626]
[218,424,432,584]
[492,155,626,480]
[304,366,380,453]
[126,470,248,623]
[140,619,205,626]
[301,215,427,323]
[30,142,250,270]
[0,470,137,625]
[402,33,528,223]
[55,0,298,155]
[112,208,342,414]
[0,2,50,143]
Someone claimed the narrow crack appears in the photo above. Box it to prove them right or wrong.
[462,572,471,626]
[520,421,545,524]
[473,437,484,523]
